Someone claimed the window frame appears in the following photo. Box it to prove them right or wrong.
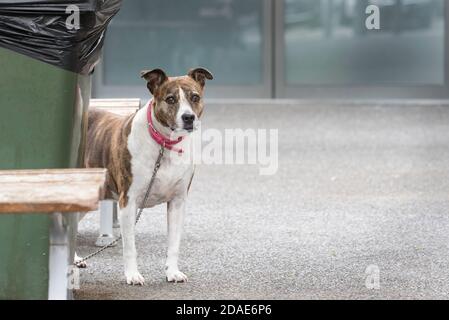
[274,0,449,99]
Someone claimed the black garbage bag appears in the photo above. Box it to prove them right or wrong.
[0,0,122,74]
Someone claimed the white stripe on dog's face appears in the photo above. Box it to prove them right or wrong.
[176,88,198,132]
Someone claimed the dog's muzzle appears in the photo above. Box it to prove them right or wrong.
[181,113,195,131]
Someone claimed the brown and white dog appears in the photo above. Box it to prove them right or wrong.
[83,68,213,285]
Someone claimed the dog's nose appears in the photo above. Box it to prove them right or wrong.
[181,113,195,124]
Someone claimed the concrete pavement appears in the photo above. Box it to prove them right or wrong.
[75,101,449,299]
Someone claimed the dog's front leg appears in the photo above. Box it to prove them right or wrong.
[119,201,145,285]
[165,196,188,283]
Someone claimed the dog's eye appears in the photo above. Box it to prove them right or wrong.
[165,96,176,105]
[191,94,200,103]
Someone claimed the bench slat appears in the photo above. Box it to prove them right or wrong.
[89,98,141,109]
[0,169,107,213]
[97,107,139,116]
[90,98,141,116]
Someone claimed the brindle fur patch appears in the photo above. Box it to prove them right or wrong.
[84,109,135,208]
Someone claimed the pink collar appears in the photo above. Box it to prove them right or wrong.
[147,100,184,154]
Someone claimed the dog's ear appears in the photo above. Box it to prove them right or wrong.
[141,69,168,95]
[188,68,213,88]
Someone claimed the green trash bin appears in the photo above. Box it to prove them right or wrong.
[0,0,121,299]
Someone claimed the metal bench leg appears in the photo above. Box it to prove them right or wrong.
[95,200,116,247]
[48,212,70,300]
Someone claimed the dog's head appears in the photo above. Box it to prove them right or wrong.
[141,68,213,135]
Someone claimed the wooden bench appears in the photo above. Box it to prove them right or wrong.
[89,98,141,246]
[0,168,107,300]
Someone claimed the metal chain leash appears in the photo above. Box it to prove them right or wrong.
[75,145,165,266]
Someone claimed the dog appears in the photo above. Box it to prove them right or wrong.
[83,68,213,285]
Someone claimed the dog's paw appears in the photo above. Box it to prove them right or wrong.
[125,271,145,286]
[74,253,87,268]
[166,269,188,283]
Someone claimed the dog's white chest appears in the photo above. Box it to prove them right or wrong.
[134,153,192,207]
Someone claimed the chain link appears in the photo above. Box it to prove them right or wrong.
[75,145,165,266]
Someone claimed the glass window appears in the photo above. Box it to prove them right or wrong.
[103,0,264,87]
[284,0,445,86]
